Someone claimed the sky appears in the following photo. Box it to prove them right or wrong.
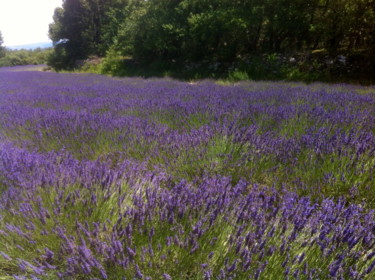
[0,0,62,47]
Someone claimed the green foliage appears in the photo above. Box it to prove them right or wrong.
[111,0,374,64]
[48,0,130,70]
[99,48,126,75]
[0,31,5,58]
[0,48,52,67]
[46,0,375,82]
[46,45,74,71]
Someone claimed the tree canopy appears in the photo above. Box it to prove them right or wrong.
[48,0,375,78]
[0,31,5,58]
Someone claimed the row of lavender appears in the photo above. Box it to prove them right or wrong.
[1,71,374,201]
[0,69,374,279]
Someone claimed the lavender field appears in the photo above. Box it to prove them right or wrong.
[0,67,375,279]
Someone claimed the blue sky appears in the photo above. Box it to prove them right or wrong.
[0,0,62,46]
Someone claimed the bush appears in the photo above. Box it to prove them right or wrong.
[46,45,73,71]
[0,48,52,68]
[100,49,126,75]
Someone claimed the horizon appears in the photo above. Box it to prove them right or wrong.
[6,41,53,50]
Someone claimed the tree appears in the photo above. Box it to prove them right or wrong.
[0,31,5,58]
[49,0,95,68]
[47,0,374,76]
[48,0,130,69]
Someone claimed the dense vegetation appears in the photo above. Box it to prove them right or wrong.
[0,31,6,58]
[0,68,374,279]
[0,48,52,68]
[47,0,375,82]
[0,33,52,67]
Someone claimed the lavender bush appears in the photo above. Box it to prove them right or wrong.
[0,69,374,279]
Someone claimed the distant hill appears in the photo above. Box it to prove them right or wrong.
[7,42,53,50]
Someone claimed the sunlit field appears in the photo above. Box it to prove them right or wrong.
[0,68,374,279]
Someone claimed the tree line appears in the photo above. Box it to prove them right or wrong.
[48,0,374,80]
[0,31,51,67]
[0,31,6,58]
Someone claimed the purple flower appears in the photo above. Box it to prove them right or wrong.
[366,260,375,274]
[135,264,144,279]
[162,273,172,280]
[0,251,12,261]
